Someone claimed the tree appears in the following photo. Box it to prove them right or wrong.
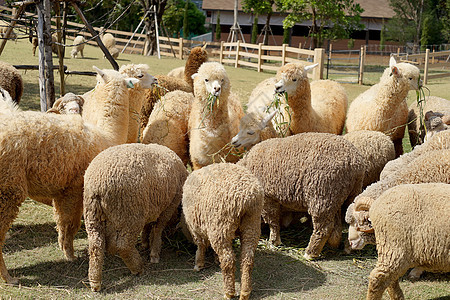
[215,11,221,41]
[162,0,206,38]
[242,0,276,45]
[182,0,189,38]
[251,16,259,44]
[380,19,386,51]
[283,26,291,45]
[140,0,168,56]
[441,0,450,43]
[275,0,364,48]
[387,0,426,50]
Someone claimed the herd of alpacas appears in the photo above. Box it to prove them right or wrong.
[0,45,449,300]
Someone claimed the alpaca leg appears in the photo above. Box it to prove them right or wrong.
[148,196,181,263]
[53,195,83,260]
[367,261,408,300]
[393,138,404,158]
[0,187,26,284]
[238,213,261,300]
[304,214,334,260]
[117,235,144,275]
[141,223,152,249]
[261,198,281,246]
[210,239,236,300]
[85,215,106,292]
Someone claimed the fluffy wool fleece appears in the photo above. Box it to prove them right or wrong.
[345,60,421,156]
[238,132,365,258]
[407,95,450,147]
[188,62,244,169]
[142,90,194,165]
[84,143,188,291]
[0,60,23,104]
[184,45,209,88]
[182,163,263,300]
[275,63,348,135]
[367,183,450,300]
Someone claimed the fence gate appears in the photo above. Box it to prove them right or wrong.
[326,49,361,84]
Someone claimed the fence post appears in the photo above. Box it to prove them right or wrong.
[235,40,240,68]
[179,38,184,59]
[297,42,302,59]
[432,49,435,64]
[358,45,365,85]
[258,43,262,72]
[313,48,324,80]
[219,41,224,64]
[282,44,287,66]
[424,48,429,85]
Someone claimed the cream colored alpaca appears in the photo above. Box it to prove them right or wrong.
[274,63,348,135]
[188,62,244,170]
[0,67,138,285]
[346,57,421,157]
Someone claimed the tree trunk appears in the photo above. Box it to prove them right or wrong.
[141,0,168,56]
[263,11,272,46]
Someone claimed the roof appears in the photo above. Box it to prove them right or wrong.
[202,0,395,19]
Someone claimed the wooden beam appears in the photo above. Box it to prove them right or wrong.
[0,3,27,55]
[70,1,119,70]
[54,1,65,96]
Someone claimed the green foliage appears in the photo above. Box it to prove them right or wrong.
[275,0,364,48]
[385,16,416,44]
[215,11,221,41]
[242,0,275,15]
[283,26,291,45]
[182,0,189,38]
[251,16,259,44]
[347,38,355,49]
[441,0,450,42]
[421,12,443,49]
[162,0,205,38]
[380,20,386,51]
[387,0,427,46]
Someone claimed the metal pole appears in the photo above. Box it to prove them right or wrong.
[121,9,150,54]
[153,5,160,59]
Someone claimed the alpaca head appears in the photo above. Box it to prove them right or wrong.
[119,64,157,89]
[47,93,84,115]
[388,57,422,91]
[274,63,318,96]
[93,66,139,88]
[192,62,230,99]
[231,110,277,148]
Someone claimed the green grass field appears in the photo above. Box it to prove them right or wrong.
[1,38,449,299]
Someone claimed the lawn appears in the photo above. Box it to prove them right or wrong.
[1,38,449,300]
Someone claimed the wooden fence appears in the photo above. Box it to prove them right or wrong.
[393,49,450,84]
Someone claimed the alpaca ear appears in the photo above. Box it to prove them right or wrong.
[260,110,278,129]
[391,65,400,76]
[389,56,397,68]
[304,63,318,72]
[93,66,104,77]
[201,43,207,50]
[191,73,198,79]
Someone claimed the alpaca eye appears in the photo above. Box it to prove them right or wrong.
[247,131,255,135]
[137,74,144,78]
[409,77,413,80]
[293,78,297,82]
[205,79,209,82]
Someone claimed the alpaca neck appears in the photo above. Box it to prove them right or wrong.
[127,88,145,143]
[196,92,230,129]
[374,77,409,120]
[88,81,129,145]
[288,79,317,132]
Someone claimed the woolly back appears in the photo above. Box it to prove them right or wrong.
[184,46,208,88]
[82,69,130,145]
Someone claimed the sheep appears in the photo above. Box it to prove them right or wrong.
[343,130,396,188]
[46,92,85,114]
[345,148,450,253]
[273,63,348,136]
[167,66,185,78]
[238,132,365,260]
[0,66,139,284]
[182,163,264,300]
[346,57,422,157]
[380,129,450,180]
[141,90,194,165]
[139,45,208,132]
[82,64,156,143]
[188,62,244,170]
[365,183,450,300]
[84,143,188,292]
[70,35,86,58]
[0,60,23,104]
[101,32,116,49]
[407,96,450,147]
